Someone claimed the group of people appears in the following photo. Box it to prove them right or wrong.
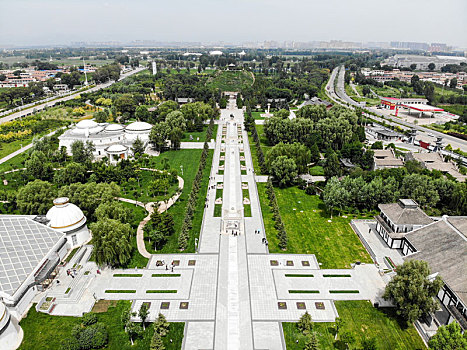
[66,269,78,278]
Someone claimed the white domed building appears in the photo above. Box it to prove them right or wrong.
[58,119,153,162]
[46,197,89,248]
[0,302,23,350]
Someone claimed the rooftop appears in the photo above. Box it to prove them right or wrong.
[373,149,404,167]
[378,199,433,226]
[0,216,64,297]
[405,216,467,305]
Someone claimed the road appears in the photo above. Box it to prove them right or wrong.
[329,65,467,152]
[0,67,146,125]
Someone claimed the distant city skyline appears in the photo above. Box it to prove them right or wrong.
[1,0,466,48]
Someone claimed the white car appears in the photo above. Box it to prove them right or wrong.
[427,133,434,137]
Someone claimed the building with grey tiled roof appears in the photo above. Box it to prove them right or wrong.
[375,199,433,249]
[404,216,467,331]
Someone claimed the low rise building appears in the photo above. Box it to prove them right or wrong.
[374,200,467,331]
[375,199,434,251]
[58,119,152,160]
[372,149,404,170]
[406,152,466,182]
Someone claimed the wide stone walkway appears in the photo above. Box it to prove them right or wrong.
[41,98,388,350]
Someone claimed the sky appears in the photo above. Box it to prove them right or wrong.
[1,0,466,48]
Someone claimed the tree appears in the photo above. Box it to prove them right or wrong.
[324,150,341,179]
[310,143,320,164]
[150,331,165,350]
[304,332,320,350]
[89,218,133,267]
[362,85,371,97]
[362,337,378,350]
[275,109,290,119]
[428,322,467,350]
[410,63,417,71]
[165,110,186,132]
[297,311,313,334]
[154,313,169,337]
[135,105,150,121]
[59,182,120,220]
[401,174,439,208]
[149,122,169,152]
[114,94,137,116]
[428,63,436,71]
[94,110,108,123]
[371,141,383,149]
[16,180,56,215]
[270,156,297,187]
[53,162,86,185]
[168,127,184,150]
[126,322,142,345]
[95,201,133,223]
[340,331,355,349]
[450,78,458,89]
[138,304,150,330]
[383,260,443,323]
[71,140,94,163]
[131,137,145,157]
[25,151,54,180]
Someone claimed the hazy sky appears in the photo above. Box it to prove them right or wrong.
[1,0,466,48]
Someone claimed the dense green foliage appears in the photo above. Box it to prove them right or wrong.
[383,260,443,323]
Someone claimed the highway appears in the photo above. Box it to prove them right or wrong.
[328,65,467,152]
[0,67,146,125]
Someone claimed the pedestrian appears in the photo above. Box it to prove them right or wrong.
[166,265,168,270]
[171,265,174,272]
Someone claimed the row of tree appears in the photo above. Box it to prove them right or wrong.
[322,169,467,215]
[265,179,287,250]
[177,118,214,250]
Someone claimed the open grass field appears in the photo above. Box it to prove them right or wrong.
[207,70,254,91]
[252,111,265,120]
[19,301,184,350]
[259,185,372,268]
[283,300,426,350]
[144,149,213,254]
[181,124,218,142]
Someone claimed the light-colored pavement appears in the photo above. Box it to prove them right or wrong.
[40,99,391,350]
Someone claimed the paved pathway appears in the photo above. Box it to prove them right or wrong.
[41,98,389,350]
[119,168,184,259]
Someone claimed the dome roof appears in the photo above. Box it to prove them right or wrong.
[125,121,152,132]
[105,144,128,153]
[105,123,124,133]
[76,119,98,129]
[46,197,86,233]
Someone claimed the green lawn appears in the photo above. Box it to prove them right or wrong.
[259,185,372,268]
[252,111,265,120]
[181,124,218,142]
[207,70,254,91]
[19,301,184,350]
[283,301,426,350]
[144,149,213,253]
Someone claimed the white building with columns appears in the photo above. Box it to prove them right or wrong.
[58,119,152,161]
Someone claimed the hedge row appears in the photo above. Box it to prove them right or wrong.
[178,118,214,250]
[265,178,287,250]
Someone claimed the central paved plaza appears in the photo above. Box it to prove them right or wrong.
[42,98,387,350]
